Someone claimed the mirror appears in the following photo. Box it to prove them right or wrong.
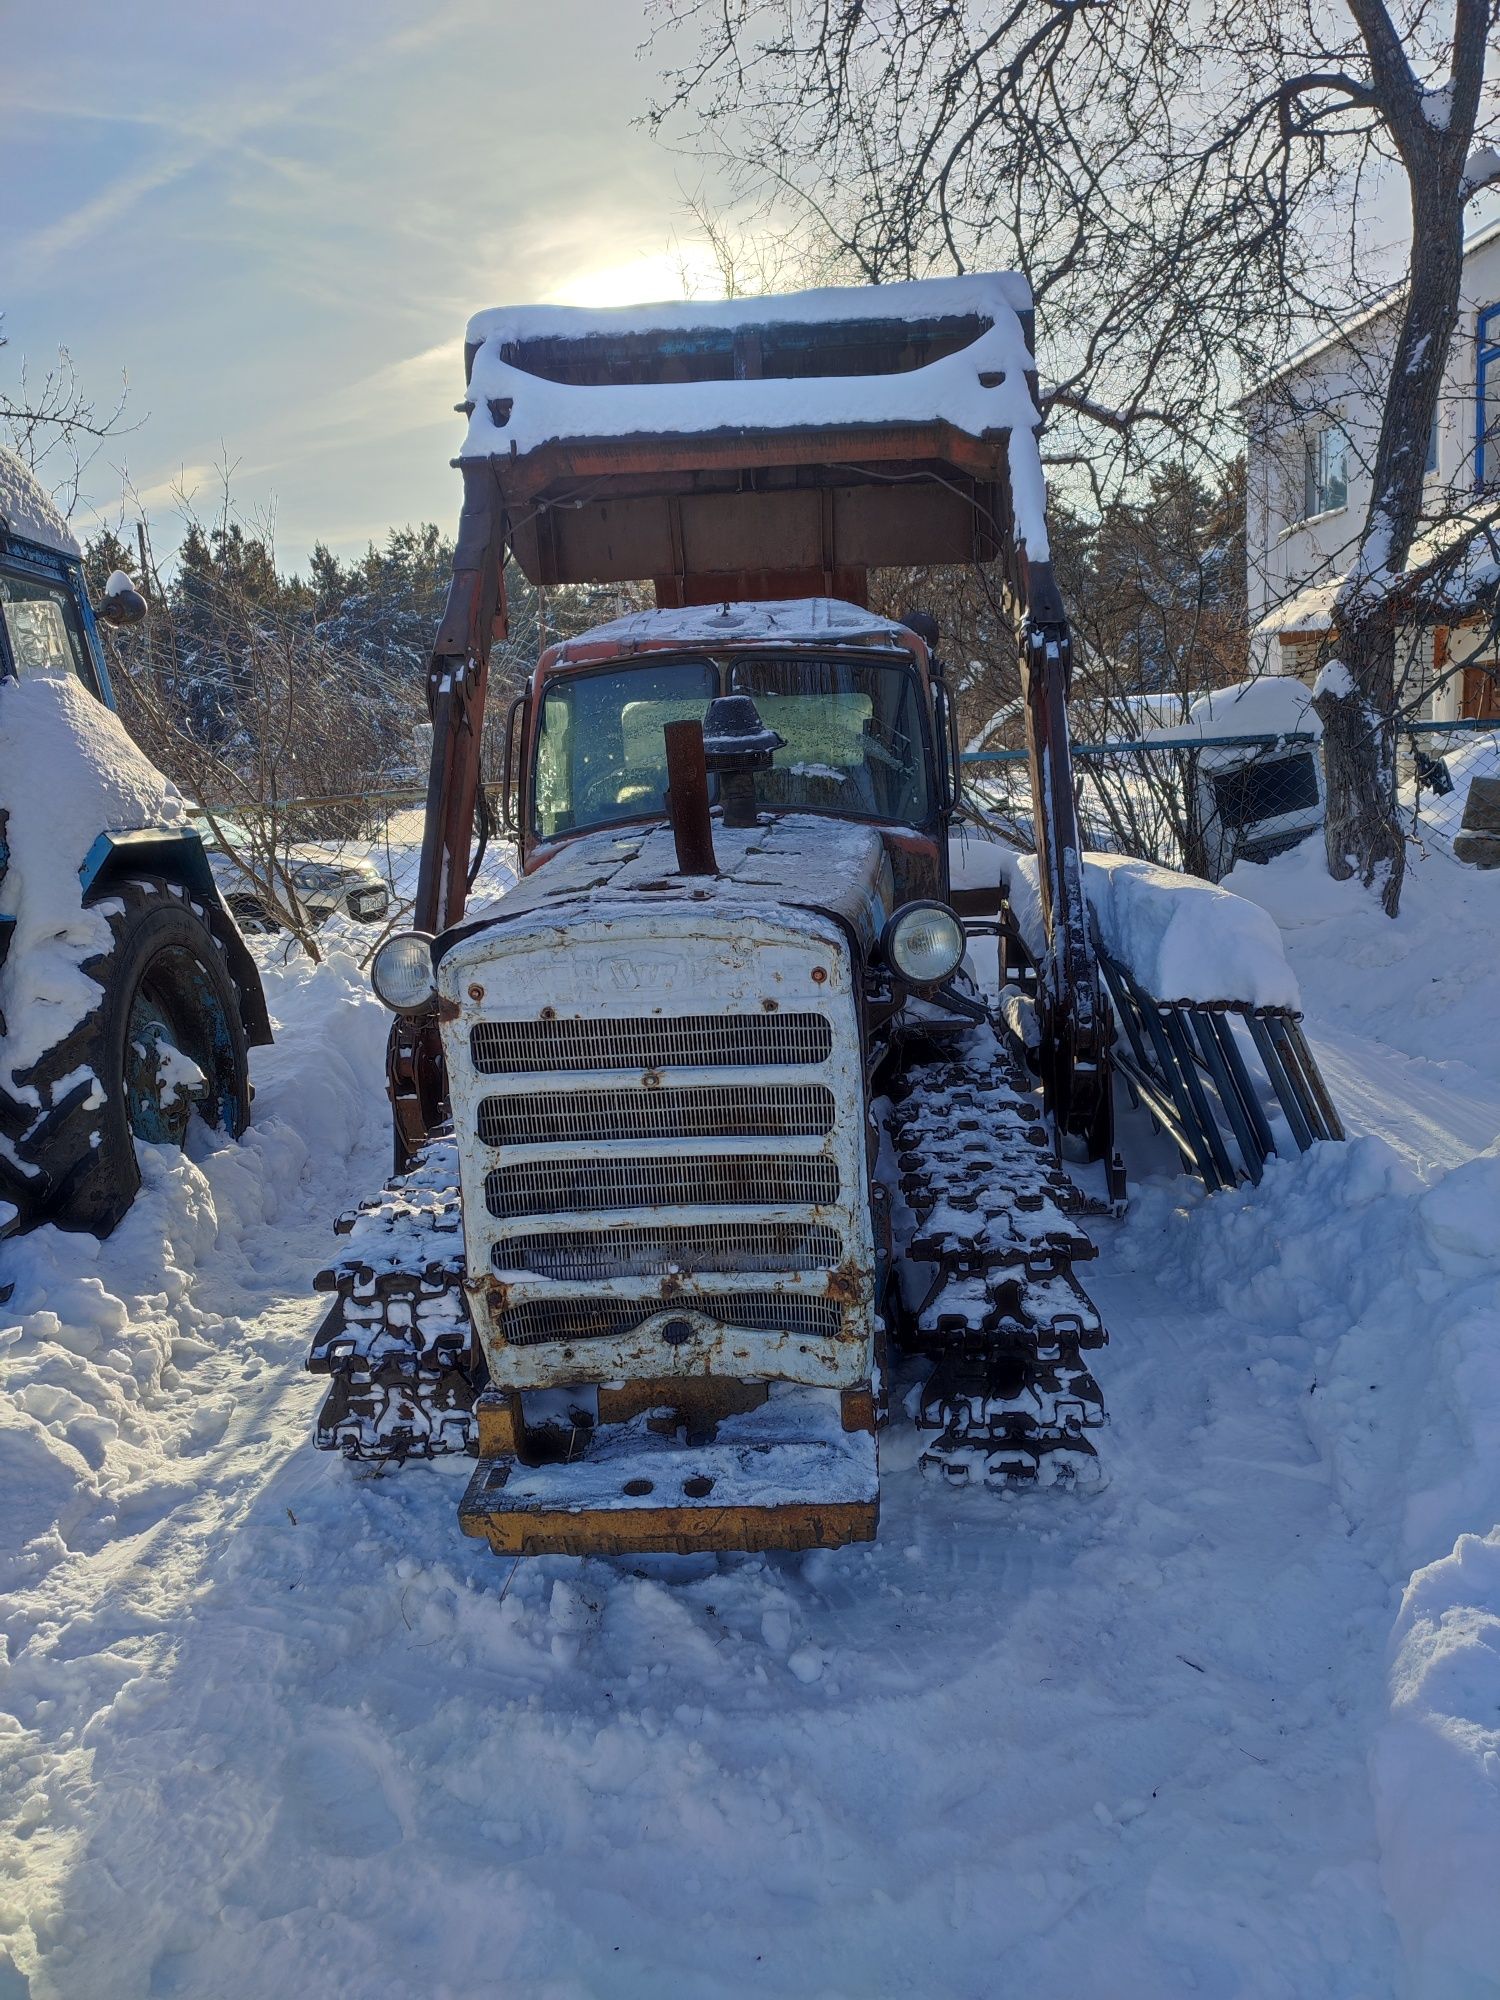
[97,572,149,627]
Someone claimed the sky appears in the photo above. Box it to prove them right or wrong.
[0,0,727,568]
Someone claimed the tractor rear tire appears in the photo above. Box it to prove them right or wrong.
[7,877,252,1236]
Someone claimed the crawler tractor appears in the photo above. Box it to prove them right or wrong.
[0,449,270,1237]
[307,276,1326,1556]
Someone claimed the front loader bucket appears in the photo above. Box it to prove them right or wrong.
[1095,940,1343,1191]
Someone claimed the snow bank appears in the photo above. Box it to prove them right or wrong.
[0,672,187,1100]
[1002,846,1301,1009]
[1124,1136,1500,1996]
[0,946,388,1591]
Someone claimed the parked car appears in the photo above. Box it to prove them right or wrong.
[196,818,391,930]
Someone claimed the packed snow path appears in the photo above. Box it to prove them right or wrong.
[5,849,1500,1999]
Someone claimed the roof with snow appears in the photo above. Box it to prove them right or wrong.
[461,274,1041,463]
[546,597,915,663]
[459,275,1050,565]
[0,448,81,560]
[1255,502,1500,634]
[1142,675,1321,743]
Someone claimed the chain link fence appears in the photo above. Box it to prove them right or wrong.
[964,717,1500,881]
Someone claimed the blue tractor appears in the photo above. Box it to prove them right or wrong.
[0,448,270,1235]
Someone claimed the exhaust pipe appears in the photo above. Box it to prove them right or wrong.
[663,719,718,876]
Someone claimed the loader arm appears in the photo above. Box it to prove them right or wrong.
[389,465,508,1165]
[1017,560,1115,1166]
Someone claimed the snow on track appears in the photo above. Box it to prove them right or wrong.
[4,851,1500,1999]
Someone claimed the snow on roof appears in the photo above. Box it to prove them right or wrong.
[1254,502,1500,635]
[461,275,1051,560]
[1253,577,1343,637]
[0,448,80,559]
[548,596,915,661]
[1144,675,1321,744]
[465,273,1034,350]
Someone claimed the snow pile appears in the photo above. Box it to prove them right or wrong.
[1003,846,1301,1008]
[1124,1132,1500,1997]
[0,672,187,1098]
[0,945,388,1593]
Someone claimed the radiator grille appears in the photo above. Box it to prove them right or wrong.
[484,1153,840,1220]
[491,1219,844,1282]
[495,1290,845,1348]
[476,1082,835,1149]
[471,1012,833,1074]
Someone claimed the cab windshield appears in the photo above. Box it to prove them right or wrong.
[0,568,99,696]
[531,652,932,839]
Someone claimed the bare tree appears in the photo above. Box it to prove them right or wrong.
[1,316,131,514]
[651,0,1500,912]
[1275,0,1499,912]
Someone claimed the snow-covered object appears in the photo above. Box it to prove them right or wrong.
[0,446,81,558]
[103,568,137,599]
[999,846,1300,1009]
[548,595,914,660]
[0,672,186,1098]
[5,837,1500,1995]
[1143,674,1320,744]
[1254,503,1500,635]
[462,275,1052,560]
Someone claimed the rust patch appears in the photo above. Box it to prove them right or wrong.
[761,997,779,1012]
[468,983,485,1002]
[823,1256,871,1310]
[436,994,462,1024]
[811,965,828,985]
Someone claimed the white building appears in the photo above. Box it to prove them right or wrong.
[1245,219,1500,720]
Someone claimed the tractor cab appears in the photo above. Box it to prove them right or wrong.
[512,598,961,907]
[0,462,147,702]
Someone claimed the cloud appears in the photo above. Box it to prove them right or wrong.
[9,0,486,282]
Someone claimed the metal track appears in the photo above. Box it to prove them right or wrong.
[306,1135,483,1460]
[885,1026,1109,1490]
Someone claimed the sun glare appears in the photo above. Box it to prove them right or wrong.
[548,246,726,310]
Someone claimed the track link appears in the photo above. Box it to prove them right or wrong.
[306,1135,483,1460]
[887,1027,1109,1490]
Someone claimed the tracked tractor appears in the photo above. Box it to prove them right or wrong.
[0,449,270,1237]
[306,276,1332,1557]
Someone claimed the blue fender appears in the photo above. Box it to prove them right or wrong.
[78,827,273,1046]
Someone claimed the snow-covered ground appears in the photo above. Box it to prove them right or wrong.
[4,843,1500,1999]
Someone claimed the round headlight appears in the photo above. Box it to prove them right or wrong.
[883,901,966,988]
[370,931,437,1013]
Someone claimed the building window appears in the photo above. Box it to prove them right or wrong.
[1303,423,1349,518]
[1479,305,1500,487]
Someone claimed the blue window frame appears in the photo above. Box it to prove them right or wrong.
[1478,304,1500,487]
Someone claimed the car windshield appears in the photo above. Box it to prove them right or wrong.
[0,568,99,695]
[532,652,931,838]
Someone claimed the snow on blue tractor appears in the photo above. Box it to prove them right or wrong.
[0,448,271,1238]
